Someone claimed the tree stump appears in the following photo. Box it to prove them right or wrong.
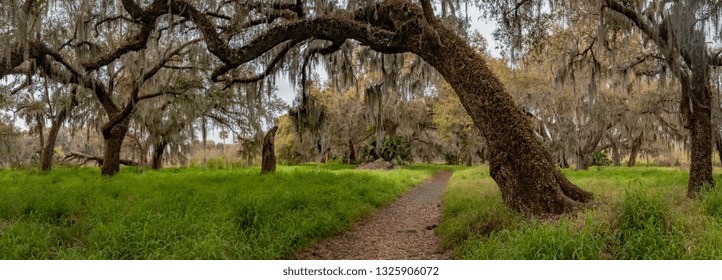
[261,126,279,174]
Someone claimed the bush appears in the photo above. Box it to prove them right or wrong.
[360,136,411,164]
[443,152,459,165]
[591,151,611,166]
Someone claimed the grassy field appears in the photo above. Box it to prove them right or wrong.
[437,166,722,259]
[0,164,437,259]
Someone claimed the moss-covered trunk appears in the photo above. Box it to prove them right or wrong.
[684,73,714,197]
[261,126,278,174]
[101,119,130,176]
[413,24,593,214]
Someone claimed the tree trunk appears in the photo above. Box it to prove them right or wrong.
[685,74,714,197]
[413,22,593,214]
[36,113,45,165]
[261,126,278,174]
[151,141,167,170]
[316,141,322,172]
[40,105,71,172]
[575,124,610,170]
[611,142,621,166]
[101,119,130,176]
[347,138,356,164]
[715,130,722,166]
[576,151,592,170]
[557,150,570,168]
[628,132,643,167]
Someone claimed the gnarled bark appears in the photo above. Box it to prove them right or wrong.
[685,74,714,197]
[406,9,593,214]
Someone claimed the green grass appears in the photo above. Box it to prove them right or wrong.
[0,164,436,259]
[438,166,722,259]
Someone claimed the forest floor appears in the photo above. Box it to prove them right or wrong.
[297,170,452,260]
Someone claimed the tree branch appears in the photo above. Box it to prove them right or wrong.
[420,0,438,26]
[219,40,302,88]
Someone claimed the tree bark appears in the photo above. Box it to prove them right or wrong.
[685,74,714,197]
[261,126,278,174]
[151,141,167,170]
[627,132,643,167]
[101,119,130,176]
[412,18,593,214]
[40,110,67,172]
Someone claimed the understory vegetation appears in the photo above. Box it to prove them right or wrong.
[438,166,722,259]
[0,164,435,259]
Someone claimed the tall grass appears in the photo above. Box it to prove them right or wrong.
[438,166,722,259]
[0,164,435,259]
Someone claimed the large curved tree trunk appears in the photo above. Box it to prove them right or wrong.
[261,126,278,174]
[101,119,130,176]
[413,23,593,214]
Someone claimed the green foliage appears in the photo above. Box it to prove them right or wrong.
[440,166,722,260]
[615,190,685,259]
[206,157,233,169]
[436,168,521,249]
[443,152,459,165]
[702,186,722,220]
[462,217,609,260]
[0,165,434,259]
[591,151,611,166]
[360,136,411,164]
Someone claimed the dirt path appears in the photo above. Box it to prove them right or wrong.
[297,170,453,260]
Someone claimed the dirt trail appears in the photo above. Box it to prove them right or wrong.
[297,170,453,260]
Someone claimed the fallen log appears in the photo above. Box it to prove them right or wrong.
[63,152,138,166]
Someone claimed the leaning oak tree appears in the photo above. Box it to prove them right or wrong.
[137,0,593,214]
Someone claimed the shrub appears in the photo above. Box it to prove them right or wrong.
[360,136,411,164]
[591,151,611,166]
